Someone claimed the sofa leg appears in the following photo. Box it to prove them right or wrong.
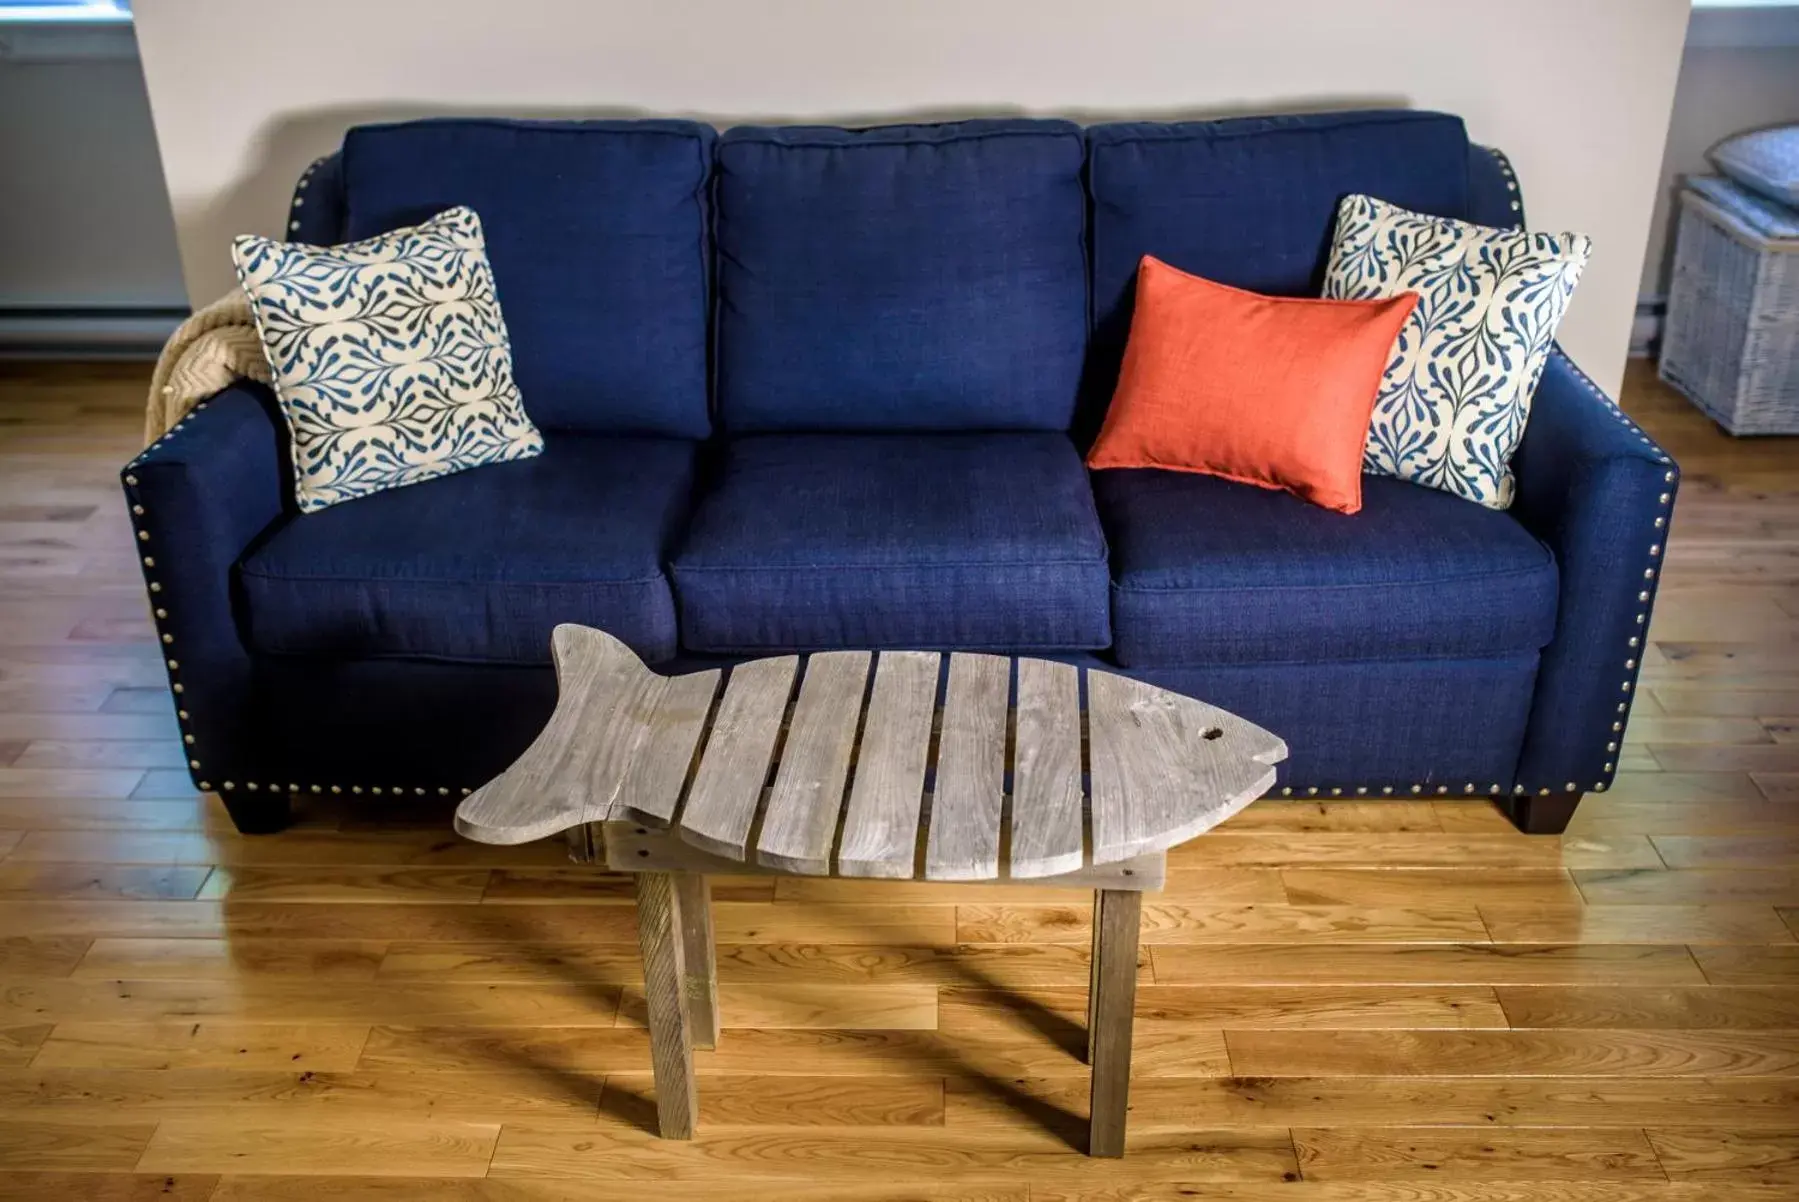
[1507,790,1582,835]
[220,789,294,835]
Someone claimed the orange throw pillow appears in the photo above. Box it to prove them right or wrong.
[1087,256,1419,514]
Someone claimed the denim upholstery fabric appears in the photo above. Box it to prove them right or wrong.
[1095,471,1558,667]
[1084,111,1472,435]
[714,121,1089,433]
[253,657,560,792]
[1511,351,1679,792]
[122,382,290,789]
[341,119,714,438]
[672,433,1111,652]
[1128,654,1537,789]
[1467,145,1524,230]
[287,150,345,244]
[240,435,698,666]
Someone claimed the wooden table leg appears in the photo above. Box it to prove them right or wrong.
[1085,895,1102,1065]
[634,871,698,1139]
[1087,887,1141,1158]
[675,872,719,1049]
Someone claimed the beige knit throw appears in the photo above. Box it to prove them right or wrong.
[143,290,272,444]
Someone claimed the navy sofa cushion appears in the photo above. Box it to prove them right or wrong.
[672,433,1111,652]
[341,118,714,438]
[1084,110,1473,432]
[714,120,1089,434]
[239,434,697,665]
[1095,470,1558,668]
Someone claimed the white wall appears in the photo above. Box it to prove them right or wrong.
[1640,43,1799,300]
[130,0,1692,395]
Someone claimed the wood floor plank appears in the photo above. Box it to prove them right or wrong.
[1571,799,1799,837]
[938,984,1507,1031]
[486,1122,1299,1182]
[32,1022,371,1070]
[1170,833,1662,870]
[0,1175,217,1202]
[72,937,386,980]
[614,982,938,1030]
[0,977,625,1026]
[0,863,210,901]
[771,868,1285,905]
[0,1067,598,1119]
[1649,1129,1799,1182]
[0,936,88,976]
[1477,903,1797,944]
[1221,799,1443,832]
[0,1025,49,1068]
[1282,869,1583,907]
[1652,835,1799,868]
[484,869,774,904]
[1227,1027,1799,1076]
[1496,985,1799,1029]
[1151,944,1705,986]
[602,1073,944,1126]
[951,1075,1799,1131]
[956,902,1489,945]
[1574,867,1799,905]
[1691,944,1799,985]
[0,1119,156,1170]
[1292,1126,1665,1182]
[0,796,221,832]
[135,1117,501,1176]
[207,1180,1027,1202]
[199,866,491,904]
[4,828,572,867]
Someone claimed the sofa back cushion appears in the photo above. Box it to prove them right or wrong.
[341,118,714,438]
[1086,110,1473,426]
[715,120,1089,433]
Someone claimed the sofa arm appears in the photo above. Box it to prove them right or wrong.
[1510,350,1678,797]
[121,382,289,796]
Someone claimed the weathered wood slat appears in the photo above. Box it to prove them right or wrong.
[755,652,871,876]
[455,625,703,845]
[925,653,1010,881]
[1009,658,1084,879]
[677,656,798,861]
[612,669,724,828]
[837,652,939,878]
[1086,668,1286,864]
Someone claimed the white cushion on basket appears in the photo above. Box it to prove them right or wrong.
[1323,194,1591,509]
[232,206,543,513]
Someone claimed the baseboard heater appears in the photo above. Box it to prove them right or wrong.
[0,306,188,359]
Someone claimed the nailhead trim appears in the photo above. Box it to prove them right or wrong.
[1277,781,1517,800]
[1518,351,1676,799]
[1482,145,1525,222]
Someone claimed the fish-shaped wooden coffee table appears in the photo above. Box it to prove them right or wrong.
[456,625,1286,1156]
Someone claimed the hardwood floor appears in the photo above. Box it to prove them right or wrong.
[0,359,1796,1199]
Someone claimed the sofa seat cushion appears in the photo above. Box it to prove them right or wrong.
[1095,469,1557,668]
[672,433,1111,652]
[239,435,697,665]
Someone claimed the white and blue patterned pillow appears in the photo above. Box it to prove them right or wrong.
[1324,194,1591,509]
[232,206,543,513]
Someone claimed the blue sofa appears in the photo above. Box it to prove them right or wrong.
[121,109,1678,836]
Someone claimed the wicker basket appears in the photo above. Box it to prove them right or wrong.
[1660,175,1799,435]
